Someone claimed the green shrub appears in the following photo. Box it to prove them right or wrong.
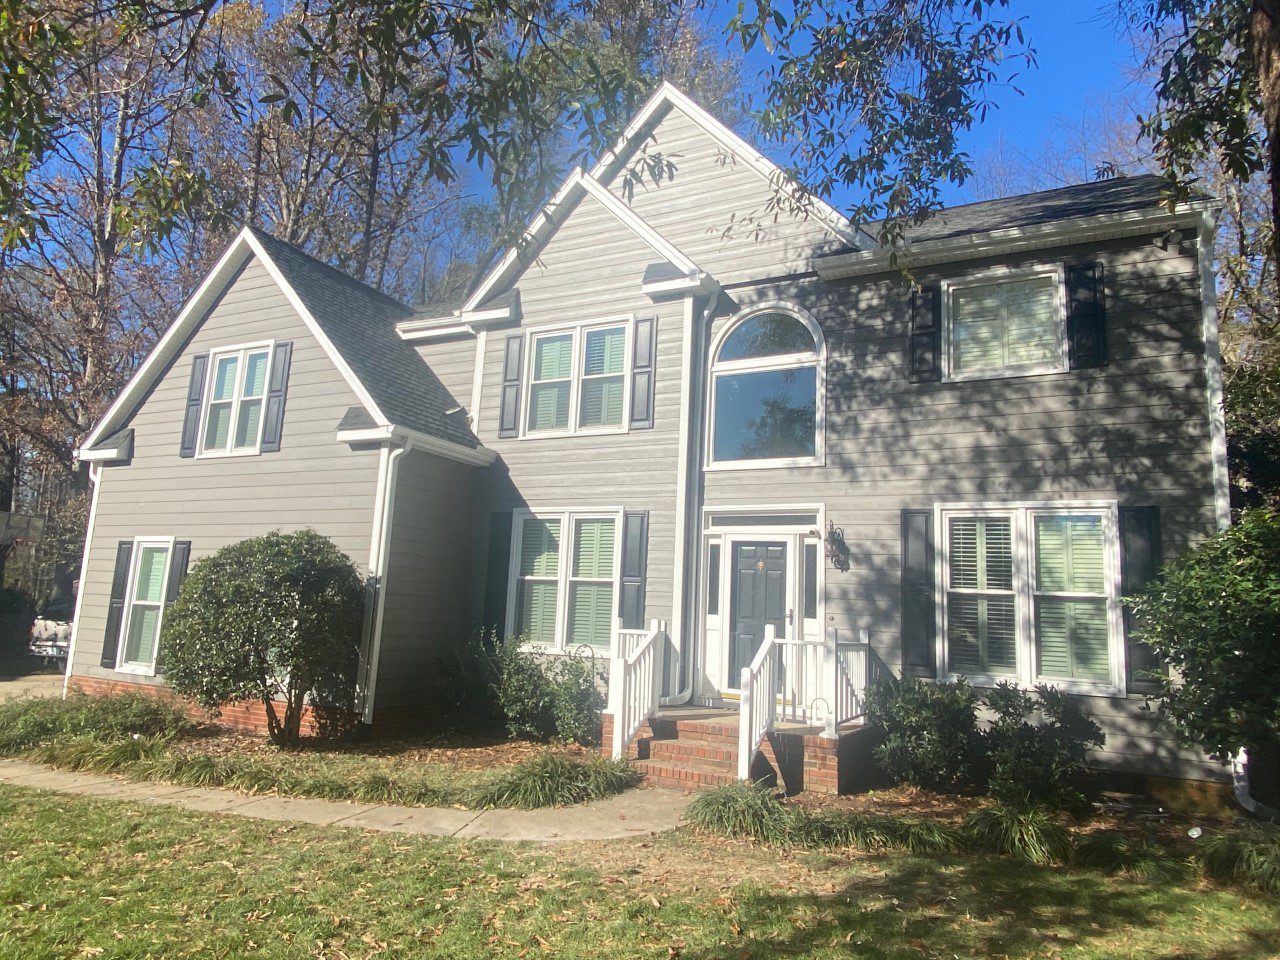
[162,530,364,745]
[980,683,1103,810]
[686,783,794,844]
[963,805,1073,866]
[0,692,191,754]
[865,677,981,791]
[1198,825,1280,895]
[467,754,640,809]
[794,810,962,853]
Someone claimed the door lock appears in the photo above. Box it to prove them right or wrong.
[786,608,794,625]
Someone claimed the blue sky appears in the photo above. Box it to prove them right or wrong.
[727,4,1143,208]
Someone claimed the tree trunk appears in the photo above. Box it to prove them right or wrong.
[1253,3,1280,272]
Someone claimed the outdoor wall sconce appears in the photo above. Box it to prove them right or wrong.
[825,521,850,572]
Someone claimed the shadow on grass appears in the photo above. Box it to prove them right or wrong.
[679,852,1280,960]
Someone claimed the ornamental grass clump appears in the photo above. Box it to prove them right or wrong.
[1074,830,1190,883]
[686,782,795,844]
[962,805,1073,866]
[0,692,191,754]
[1198,825,1280,895]
[467,754,640,809]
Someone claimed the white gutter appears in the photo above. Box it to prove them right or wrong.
[335,423,496,467]
[816,202,1219,280]
[358,443,409,722]
[1197,208,1232,531]
[63,462,103,697]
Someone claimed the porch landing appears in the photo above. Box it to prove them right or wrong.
[603,707,874,795]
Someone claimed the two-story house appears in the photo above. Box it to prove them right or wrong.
[65,84,1230,799]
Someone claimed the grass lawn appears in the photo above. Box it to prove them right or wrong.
[1,785,1277,959]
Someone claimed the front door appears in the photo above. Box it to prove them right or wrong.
[728,541,789,683]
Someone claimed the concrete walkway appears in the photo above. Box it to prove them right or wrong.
[0,758,691,842]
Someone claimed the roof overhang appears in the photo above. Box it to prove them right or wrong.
[815,200,1222,280]
[78,428,134,464]
[397,291,522,342]
[335,423,497,467]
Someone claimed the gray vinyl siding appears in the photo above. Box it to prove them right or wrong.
[411,337,475,417]
[374,448,479,709]
[700,234,1225,781]
[469,188,687,633]
[70,257,381,686]
[597,103,844,286]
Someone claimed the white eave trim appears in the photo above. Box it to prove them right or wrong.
[589,81,873,251]
[396,318,475,342]
[335,423,497,467]
[78,446,128,463]
[641,271,719,298]
[82,227,390,452]
[815,201,1222,280]
[460,168,705,313]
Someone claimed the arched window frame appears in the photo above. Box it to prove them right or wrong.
[705,302,826,470]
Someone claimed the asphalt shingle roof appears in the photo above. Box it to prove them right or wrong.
[249,229,478,449]
[887,174,1191,245]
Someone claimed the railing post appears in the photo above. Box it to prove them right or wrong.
[609,649,625,760]
[859,626,872,707]
[737,666,753,781]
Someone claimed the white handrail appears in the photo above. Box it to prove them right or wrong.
[824,626,872,738]
[608,619,664,759]
[737,624,780,780]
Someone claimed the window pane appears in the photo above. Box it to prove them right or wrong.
[533,334,573,381]
[123,605,160,665]
[568,582,613,647]
[1037,597,1110,681]
[583,327,625,376]
[1004,278,1059,366]
[719,313,816,362]
[1036,515,1105,594]
[803,543,818,620]
[951,286,1003,373]
[233,398,263,449]
[947,595,1017,675]
[952,276,1058,375]
[134,546,169,603]
[211,355,239,401]
[519,518,560,577]
[712,366,817,461]
[528,382,570,431]
[948,517,1012,591]
[579,376,624,427]
[706,543,721,615]
[202,402,232,451]
[515,581,558,645]
[242,351,269,397]
[572,519,615,578]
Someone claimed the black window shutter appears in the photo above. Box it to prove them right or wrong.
[619,511,650,629]
[179,354,209,457]
[155,541,192,674]
[483,512,514,638]
[260,342,293,453]
[909,287,942,382]
[629,317,657,430]
[1066,262,1107,369]
[100,541,134,668]
[1120,505,1163,694]
[498,336,523,438]
[901,509,937,676]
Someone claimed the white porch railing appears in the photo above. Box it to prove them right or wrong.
[608,619,665,760]
[737,625,781,780]
[824,627,872,738]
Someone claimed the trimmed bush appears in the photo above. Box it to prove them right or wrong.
[865,677,981,791]
[962,805,1072,866]
[162,530,364,745]
[467,754,640,809]
[0,692,191,754]
[1198,825,1280,895]
[980,683,1103,810]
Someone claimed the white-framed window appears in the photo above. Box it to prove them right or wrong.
[523,318,631,436]
[707,304,825,470]
[507,509,621,652]
[199,342,274,456]
[936,501,1124,695]
[117,537,174,674]
[942,266,1067,381]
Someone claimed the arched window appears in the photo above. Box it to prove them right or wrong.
[709,308,823,466]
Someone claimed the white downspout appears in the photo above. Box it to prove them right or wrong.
[359,442,409,723]
[62,461,103,697]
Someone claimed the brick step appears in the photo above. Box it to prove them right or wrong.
[633,759,739,789]
[648,717,740,743]
[646,738,738,765]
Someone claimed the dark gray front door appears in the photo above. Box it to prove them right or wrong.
[729,541,788,682]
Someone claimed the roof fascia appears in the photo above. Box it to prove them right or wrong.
[335,423,496,466]
[815,201,1220,280]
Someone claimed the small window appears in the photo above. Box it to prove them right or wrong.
[524,321,631,436]
[710,309,823,467]
[706,542,721,615]
[200,345,272,455]
[510,511,619,652]
[119,541,172,671]
[803,542,818,621]
[945,270,1065,379]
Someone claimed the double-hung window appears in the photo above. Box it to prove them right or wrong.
[525,320,629,435]
[200,343,273,456]
[509,510,620,651]
[944,267,1066,380]
[939,502,1122,693]
[118,539,173,672]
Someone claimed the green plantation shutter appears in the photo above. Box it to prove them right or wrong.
[516,582,558,645]
[572,519,614,578]
[567,518,615,648]
[579,327,626,428]
[946,517,1016,674]
[519,518,560,577]
[584,327,625,376]
[514,517,561,645]
[528,335,573,432]
[949,517,1012,591]
[951,275,1059,375]
[1034,515,1110,682]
